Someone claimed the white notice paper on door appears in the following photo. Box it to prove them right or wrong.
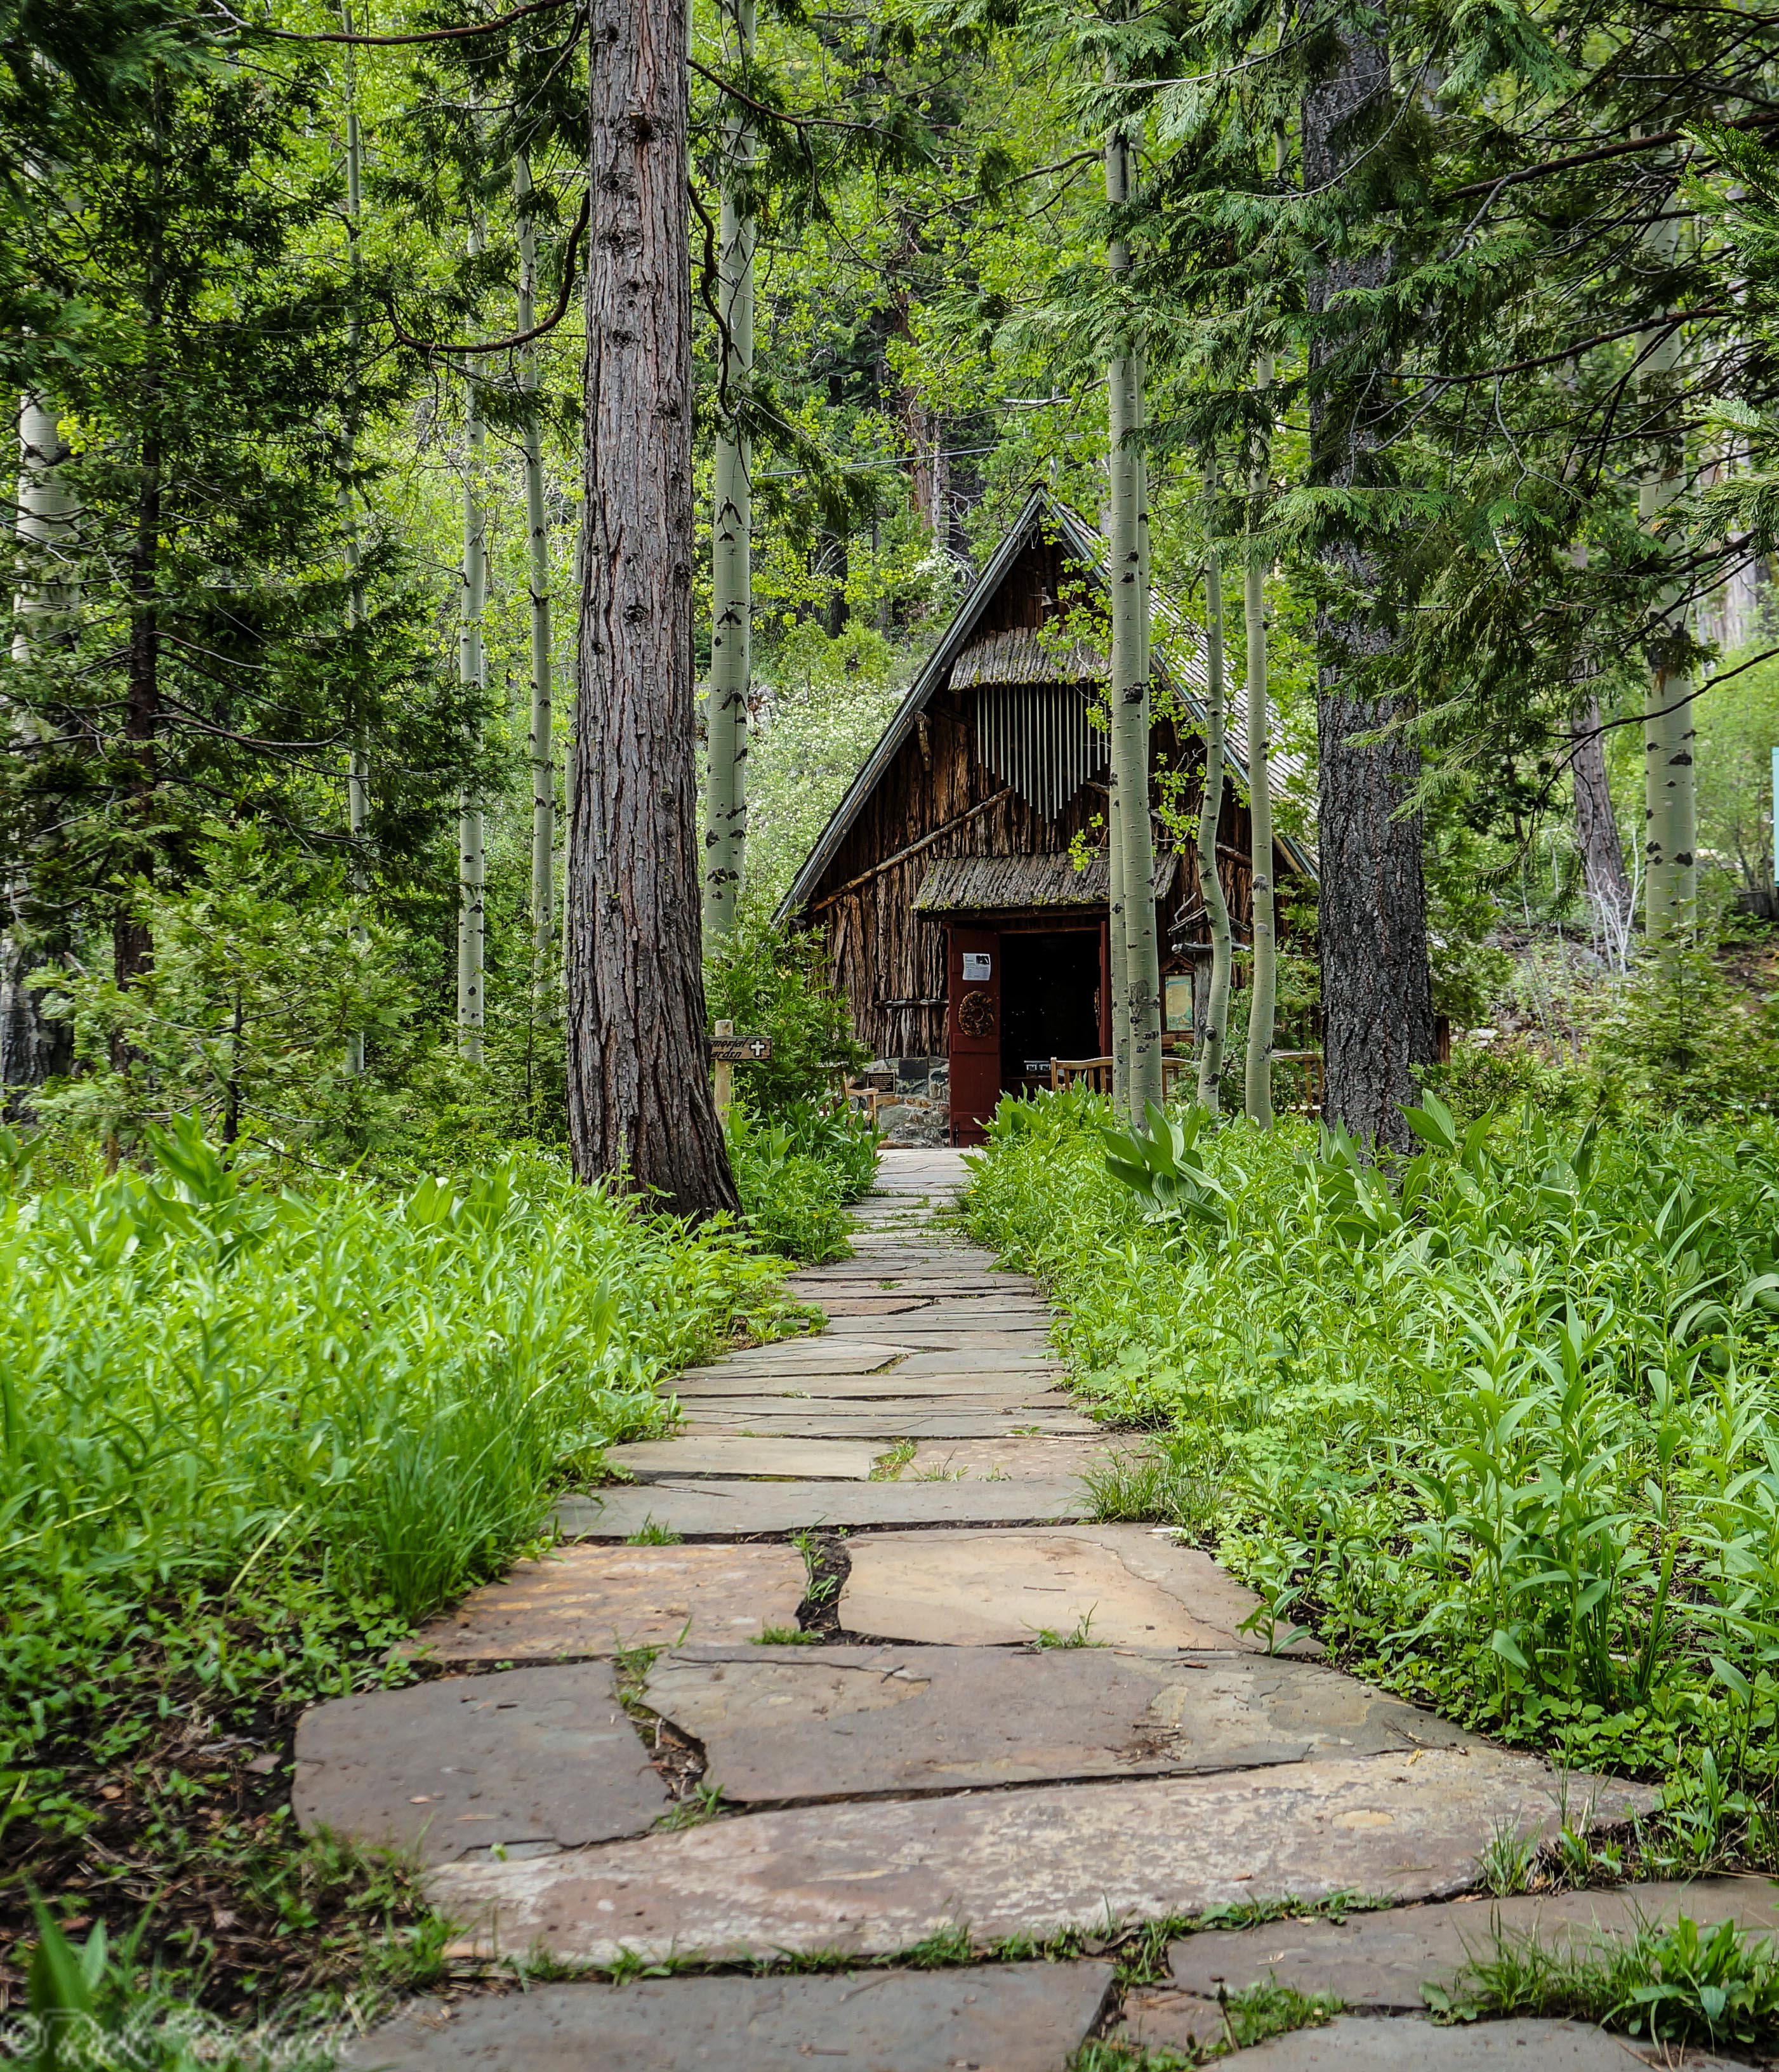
[962,953,992,981]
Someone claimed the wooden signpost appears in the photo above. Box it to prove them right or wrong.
[711,1019,774,1118]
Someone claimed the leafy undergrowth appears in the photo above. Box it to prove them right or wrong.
[0,1120,806,2011]
[726,1098,880,1264]
[1441,1911,1779,2055]
[964,1089,1779,1857]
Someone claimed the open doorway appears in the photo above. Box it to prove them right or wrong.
[999,929,1102,1094]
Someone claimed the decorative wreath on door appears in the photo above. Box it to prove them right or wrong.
[957,989,996,1037]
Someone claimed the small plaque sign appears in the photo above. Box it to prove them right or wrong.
[962,952,992,981]
[711,1033,773,1063]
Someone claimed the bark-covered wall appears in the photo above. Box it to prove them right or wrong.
[795,687,1275,1062]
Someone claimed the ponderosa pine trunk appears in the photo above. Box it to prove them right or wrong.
[569,0,737,1216]
[516,150,556,999]
[1243,354,1277,1126]
[1195,494,1233,1112]
[701,0,754,939]
[1302,33,1435,1152]
[1105,118,1161,1123]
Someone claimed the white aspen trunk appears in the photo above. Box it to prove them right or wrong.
[3,390,79,1092]
[1105,121,1161,1124]
[702,0,755,940]
[11,395,76,658]
[516,151,555,999]
[1638,207,1696,949]
[342,22,368,1076]
[1243,352,1277,1126]
[1196,482,1234,1112]
[1109,778,1129,1103]
[457,223,487,1058]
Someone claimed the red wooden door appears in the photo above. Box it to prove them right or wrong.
[946,926,1001,1145]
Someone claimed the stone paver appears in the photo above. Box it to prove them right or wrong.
[321,1151,1674,2066]
[840,1524,1302,1649]
[553,1477,1091,1537]
[670,1369,1066,1400]
[901,1436,1142,1480]
[692,1407,1097,1440]
[642,1645,1472,1802]
[1229,2016,1754,2068]
[603,1436,885,1480]
[347,1962,1116,2071]
[1166,1876,1779,2010]
[293,1663,665,1864]
[431,1749,1652,1967]
[409,1543,807,1663]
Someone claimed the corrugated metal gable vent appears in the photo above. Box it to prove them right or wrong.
[970,681,1110,818]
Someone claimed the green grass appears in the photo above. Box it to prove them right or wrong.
[964,1089,1779,1846]
[0,1120,810,2001]
[1439,1912,1779,2054]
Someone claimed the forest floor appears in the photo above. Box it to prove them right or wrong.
[294,1153,1779,2069]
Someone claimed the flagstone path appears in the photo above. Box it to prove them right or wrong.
[311,1150,1776,2069]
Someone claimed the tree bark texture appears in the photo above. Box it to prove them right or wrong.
[517,150,557,991]
[1243,355,1277,1127]
[4,393,78,1095]
[1570,695,1632,922]
[570,0,738,1216]
[1637,210,1696,948]
[1105,122,1162,1123]
[701,0,754,940]
[1196,517,1233,1112]
[1302,35,1435,1152]
[343,41,369,1075]
[457,310,487,1060]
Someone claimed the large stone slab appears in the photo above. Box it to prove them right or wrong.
[693,1410,1099,1441]
[293,1663,664,1864]
[553,1478,1094,1537]
[815,1325,1056,1348]
[670,1370,1063,1400]
[840,1525,1297,1649]
[896,1349,1059,1373]
[603,1437,885,1480]
[903,1438,1140,1481]
[643,1646,1474,1802]
[347,1962,1114,2071]
[430,1748,1654,1966]
[409,1544,807,1663]
[1231,2016,1753,2068]
[1168,1876,1779,2010]
[692,1339,912,1376]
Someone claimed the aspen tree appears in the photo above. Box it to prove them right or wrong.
[515,148,555,998]
[1,392,78,1089]
[702,0,755,940]
[1195,466,1233,1112]
[1243,352,1276,1126]
[1105,112,1161,1122]
[342,13,367,1077]
[1638,201,1696,951]
[457,220,487,1059]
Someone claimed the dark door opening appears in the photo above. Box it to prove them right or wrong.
[1000,929,1103,1095]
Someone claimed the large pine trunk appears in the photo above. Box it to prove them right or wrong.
[569,0,737,1216]
[1302,35,1434,1152]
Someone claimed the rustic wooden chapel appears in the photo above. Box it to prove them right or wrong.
[777,489,1316,1145]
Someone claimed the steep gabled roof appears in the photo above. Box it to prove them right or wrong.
[777,488,1314,920]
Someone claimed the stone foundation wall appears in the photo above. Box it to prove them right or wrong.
[863,1056,949,1148]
